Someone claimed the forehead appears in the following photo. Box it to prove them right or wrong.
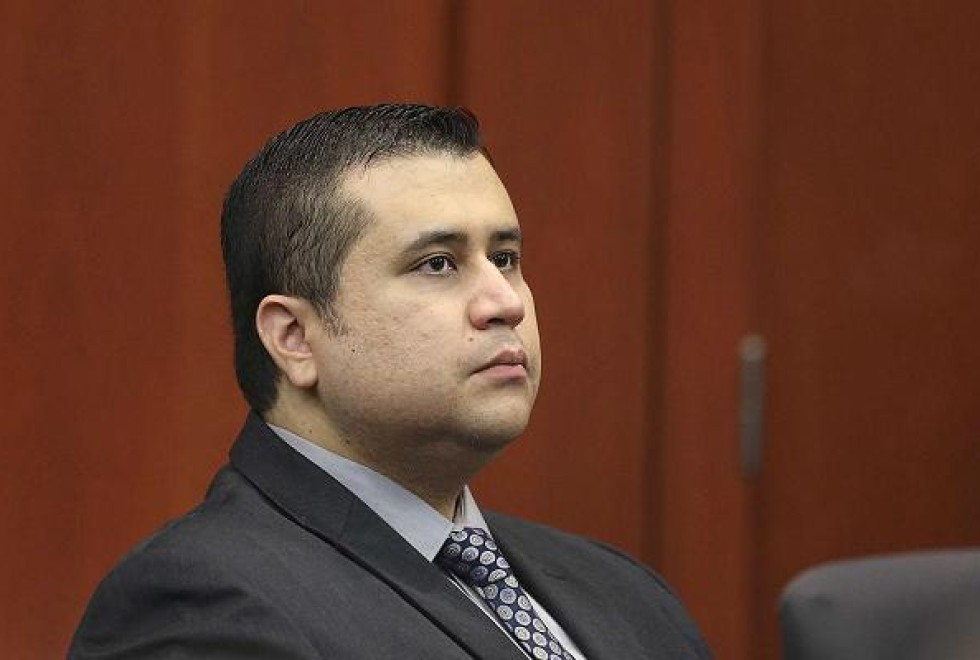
[339,153,519,246]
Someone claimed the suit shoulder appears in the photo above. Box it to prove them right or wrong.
[88,465,323,590]
[70,467,320,658]
[485,511,713,658]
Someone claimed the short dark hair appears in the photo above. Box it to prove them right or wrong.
[221,104,485,412]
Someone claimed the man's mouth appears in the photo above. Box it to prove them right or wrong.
[474,347,529,379]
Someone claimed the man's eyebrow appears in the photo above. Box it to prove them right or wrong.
[491,228,523,246]
[403,227,523,253]
[404,230,468,253]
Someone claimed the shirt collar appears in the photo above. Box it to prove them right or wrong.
[267,422,489,561]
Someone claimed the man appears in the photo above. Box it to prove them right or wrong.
[71,105,710,659]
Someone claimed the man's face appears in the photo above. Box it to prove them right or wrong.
[306,153,541,457]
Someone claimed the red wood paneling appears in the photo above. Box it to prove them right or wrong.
[755,2,980,657]
[658,0,762,656]
[1,6,190,656]
[662,1,980,658]
[461,3,661,560]
[0,3,451,656]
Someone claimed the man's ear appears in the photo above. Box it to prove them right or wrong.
[255,295,321,390]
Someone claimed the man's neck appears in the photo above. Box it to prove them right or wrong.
[262,406,489,520]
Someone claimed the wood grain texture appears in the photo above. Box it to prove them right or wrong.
[755,2,980,656]
[460,2,660,561]
[658,0,762,656]
[0,3,451,656]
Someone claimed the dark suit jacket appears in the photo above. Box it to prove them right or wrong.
[70,414,711,659]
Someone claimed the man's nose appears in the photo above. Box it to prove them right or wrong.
[468,262,526,329]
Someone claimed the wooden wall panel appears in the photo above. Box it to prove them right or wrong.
[755,2,980,657]
[0,3,451,656]
[1,5,190,656]
[658,0,762,657]
[461,2,662,560]
[662,1,980,658]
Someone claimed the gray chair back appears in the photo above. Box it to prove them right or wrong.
[779,549,980,660]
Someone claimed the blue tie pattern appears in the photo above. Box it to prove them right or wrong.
[436,527,576,660]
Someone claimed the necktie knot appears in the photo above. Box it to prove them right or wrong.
[437,528,515,589]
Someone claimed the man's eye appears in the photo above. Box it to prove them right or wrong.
[491,251,520,270]
[417,255,456,274]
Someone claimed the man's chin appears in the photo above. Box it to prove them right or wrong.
[456,412,532,453]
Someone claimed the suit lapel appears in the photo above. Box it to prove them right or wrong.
[228,414,526,660]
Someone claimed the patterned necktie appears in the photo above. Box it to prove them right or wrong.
[436,527,576,660]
